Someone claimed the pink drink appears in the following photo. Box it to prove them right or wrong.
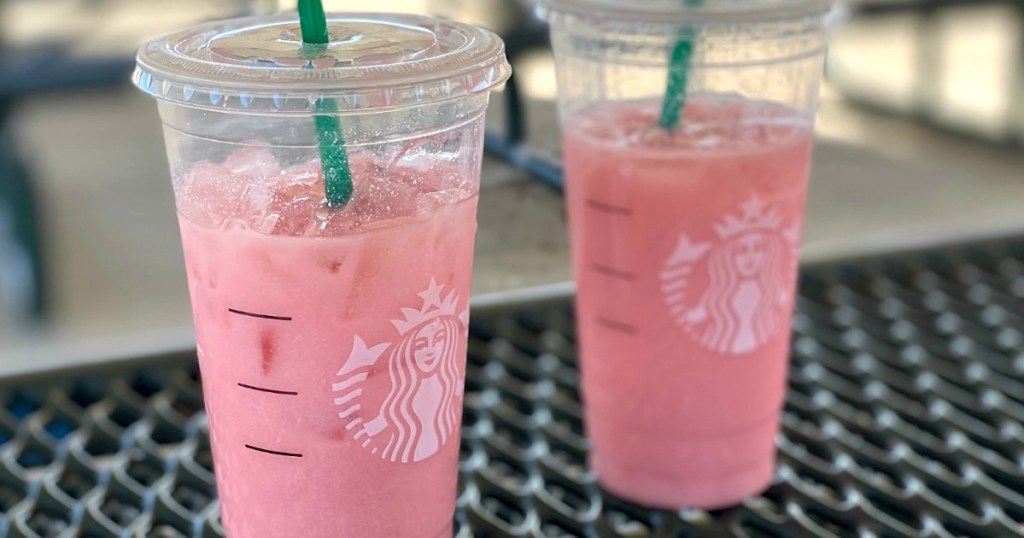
[177,148,476,537]
[135,12,510,537]
[564,97,814,509]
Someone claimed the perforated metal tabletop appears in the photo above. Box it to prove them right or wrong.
[3,236,1024,537]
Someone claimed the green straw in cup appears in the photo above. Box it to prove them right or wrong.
[659,0,704,130]
[298,0,353,207]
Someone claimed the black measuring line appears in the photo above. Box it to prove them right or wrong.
[245,444,303,458]
[595,316,638,335]
[585,198,634,217]
[590,263,636,282]
[237,383,298,396]
[228,308,292,321]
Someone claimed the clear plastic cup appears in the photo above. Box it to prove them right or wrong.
[538,0,837,509]
[133,13,509,537]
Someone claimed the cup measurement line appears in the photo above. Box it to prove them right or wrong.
[228,308,293,321]
[237,383,298,396]
[244,444,303,458]
[586,198,634,217]
[590,263,636,281]
[595,316,638,335]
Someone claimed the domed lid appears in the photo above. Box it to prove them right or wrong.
[133,12,511,113]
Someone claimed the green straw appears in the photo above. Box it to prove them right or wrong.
[298,0,353,207]
[658,0,703,130]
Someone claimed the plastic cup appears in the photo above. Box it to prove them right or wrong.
[133,14,509,537]
[539,0,836,509]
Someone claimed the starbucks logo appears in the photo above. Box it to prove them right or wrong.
[660,196,799,356]
[333,279,469,463]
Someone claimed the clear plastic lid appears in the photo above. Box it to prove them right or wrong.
[537,0,841,25]
[133,12,511,113]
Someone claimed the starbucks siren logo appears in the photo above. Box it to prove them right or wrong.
[660,196,799,356]
[333,279,469,463]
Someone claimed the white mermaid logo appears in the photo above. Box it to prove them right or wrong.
[660,196,799,356]
[333,279,469,463]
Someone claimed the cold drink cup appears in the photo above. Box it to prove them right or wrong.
[539,0,835,509]
[133,13,509,537]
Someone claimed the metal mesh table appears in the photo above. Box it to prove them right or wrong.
[3,236,1024,537]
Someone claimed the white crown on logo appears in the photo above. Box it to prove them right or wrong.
[391,279,460,334]
[713,196,783,238]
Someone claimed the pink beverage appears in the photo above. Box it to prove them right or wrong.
[177,149,476,536]
[564,97,813,508]
[542,0,833,510]
[134,13,510,537]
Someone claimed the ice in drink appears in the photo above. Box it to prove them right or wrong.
[178,147,476,536]
[133,12,510,536]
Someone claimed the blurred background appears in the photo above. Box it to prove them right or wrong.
[1,0,1022,371]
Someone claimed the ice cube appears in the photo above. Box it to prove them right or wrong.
[179,161,246,227]
[185,146,475,236]
[415,188,470,217]
[222,145,281,178]
[271,193,321,236]
[239,162,325,235]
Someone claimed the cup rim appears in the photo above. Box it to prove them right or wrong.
[537,0,840,25]
[133,12,511,114]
